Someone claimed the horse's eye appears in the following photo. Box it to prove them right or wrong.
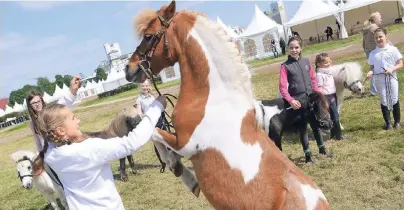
[28,166,31,170]
[144,34,152,41]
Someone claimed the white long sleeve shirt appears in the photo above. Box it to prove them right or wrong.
[44,100,164,210]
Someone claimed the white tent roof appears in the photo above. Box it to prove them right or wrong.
[0,109,5,117]
[43,91,53,103]
[285,0,341,27]
[239,4,282,37]
[342,0,382,11]
[216,17,239,39]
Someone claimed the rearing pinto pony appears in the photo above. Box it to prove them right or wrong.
[125,1,331,209]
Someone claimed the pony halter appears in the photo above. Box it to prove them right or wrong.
[134,12,176,80]
[16,157,33,182]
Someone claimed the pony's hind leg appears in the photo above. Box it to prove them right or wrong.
[153,141,200,197]
[119,158,128,181]
[127,155,137,174]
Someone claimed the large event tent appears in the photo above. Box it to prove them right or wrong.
[238,4,283,60]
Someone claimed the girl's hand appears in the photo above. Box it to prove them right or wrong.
[70,76,82,94]
[290,99,301,110]
[156,95,167,109]
[366,71,373,78]
[385,68,394,75]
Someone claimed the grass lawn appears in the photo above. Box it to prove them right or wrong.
[1,44,404,209]
[78,79,181,107]
[247,23,404,68]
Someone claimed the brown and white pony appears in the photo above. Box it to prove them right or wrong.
[125,1,331,209]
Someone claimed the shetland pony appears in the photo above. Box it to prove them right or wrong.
[10,150,68,210]
[125,1,331,209]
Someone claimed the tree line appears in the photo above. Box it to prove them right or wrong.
[7,68,107,107]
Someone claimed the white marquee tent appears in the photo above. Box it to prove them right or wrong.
[238,4,283,60]
[285,0,342,29]
[0,109,5,117]
[342,0,382,11]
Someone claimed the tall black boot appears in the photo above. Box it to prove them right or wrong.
[313,130,333,158]
[381,104,393,130]
[333,120,345,140]
[330,126,336,140]
[393,101,401,129]
[305,151,315,164]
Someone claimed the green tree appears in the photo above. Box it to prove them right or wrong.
[63,75,73,87]
[36,77,55,95]
[8,85,40,106]
[95,68,107,82]
[55,74,64,88]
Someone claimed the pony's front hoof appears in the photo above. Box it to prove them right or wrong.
[131,167,138,175]
[173,162,184,177]
[120,173,129,182]
[192,183,201,198]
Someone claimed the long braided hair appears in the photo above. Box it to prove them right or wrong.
[32,104,72,176]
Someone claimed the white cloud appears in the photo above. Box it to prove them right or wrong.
[0,33,105,98]
[17,1,71,11]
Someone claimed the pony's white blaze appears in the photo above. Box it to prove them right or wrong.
[301,184,327,210]
[178,16,263,184]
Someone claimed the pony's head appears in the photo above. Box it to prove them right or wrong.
[126,1,178,83]
[110,105,142,137]
[306,92,333,130]
[10,150,36,189]
[339,62,365,94]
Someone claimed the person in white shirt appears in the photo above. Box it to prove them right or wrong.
[135,79,167,167]
[315,53,344,140]
[32,94,167,210]
[367,28,403,130]
[27,76,82,153]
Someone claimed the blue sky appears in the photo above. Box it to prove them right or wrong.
[0,1,301,99]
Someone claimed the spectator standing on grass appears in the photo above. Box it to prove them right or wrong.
[362,11,383,96]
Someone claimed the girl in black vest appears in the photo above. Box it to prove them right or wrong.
[279,36,332,163]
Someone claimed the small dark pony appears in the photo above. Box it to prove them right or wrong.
[254,92,333,151]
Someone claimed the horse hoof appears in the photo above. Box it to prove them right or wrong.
[173,162,183,177]
[120,174,128,182]
[192,183,201,198]
[131,168,138,175]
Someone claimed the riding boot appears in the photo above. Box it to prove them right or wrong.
[333,120,345,140]
[313,130,333,158]
[381,104,393,130]
[305,151,315,164]
[330,126,336,140]
[393,101,401,129]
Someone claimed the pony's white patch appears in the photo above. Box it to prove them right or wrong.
[301,184,327,210]
[177,15,262,184]
[253,100,282,133]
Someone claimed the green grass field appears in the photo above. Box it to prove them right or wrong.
[1,40,404,210]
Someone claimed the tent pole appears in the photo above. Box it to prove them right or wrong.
[315,19,320,43]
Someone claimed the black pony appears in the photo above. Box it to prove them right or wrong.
[255,92,333,152]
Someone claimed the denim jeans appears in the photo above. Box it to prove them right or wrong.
[326,94,339,122]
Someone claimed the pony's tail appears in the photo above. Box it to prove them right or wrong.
[32,140,48,176]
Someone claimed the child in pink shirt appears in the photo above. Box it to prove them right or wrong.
[315,53,344,140]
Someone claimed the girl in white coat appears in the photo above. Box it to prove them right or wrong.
[367,28,403,130]
[32,94,167,210]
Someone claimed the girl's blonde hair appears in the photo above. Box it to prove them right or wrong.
[364,12,381,26]
[33,104,72,176]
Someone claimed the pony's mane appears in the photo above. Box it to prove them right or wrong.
[188,12,254,101]
[135,8,159,39]
[10,150,36,163]
[329,62,363,84]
